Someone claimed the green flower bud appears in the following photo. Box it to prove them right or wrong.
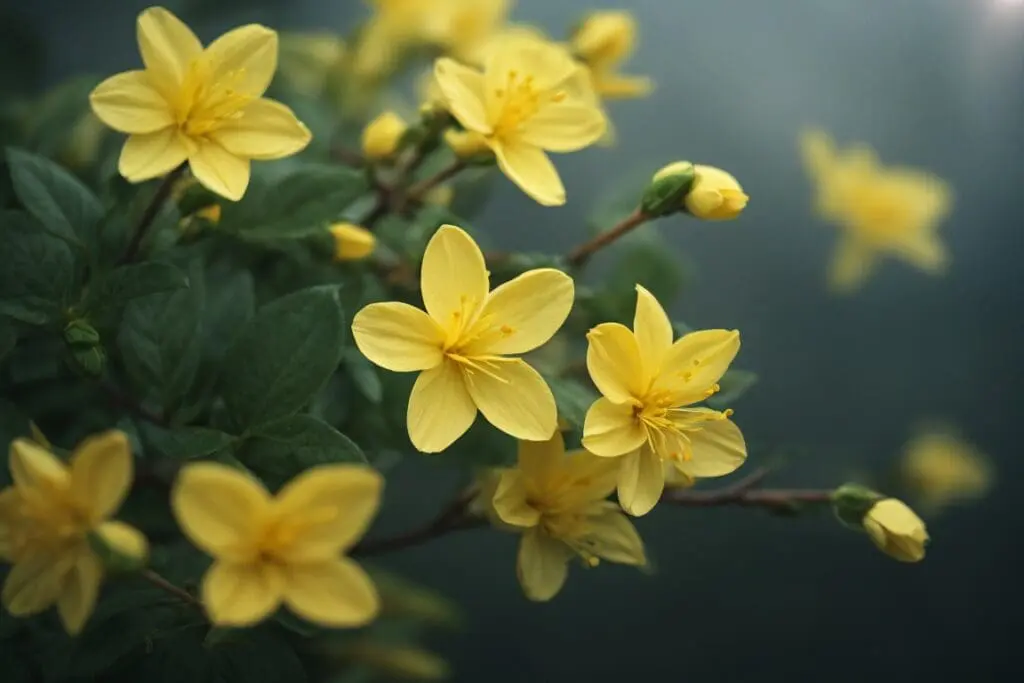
[830,483,883,529]
[63,319,100,347]
[642,161,695,216]
[68,344,106,378]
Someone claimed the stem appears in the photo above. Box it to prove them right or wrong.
[332,145,365,168]
[404,159,467,204]
[565,208,652,269]
[663,468,834,511]
[350,490,483,557]
[140,569,203,610]
[119,164,186,265]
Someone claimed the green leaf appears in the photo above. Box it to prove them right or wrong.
[706,368,758,410]
[139,423,237,460]
[200,266,255,363]
[0,317,15,365]
[547,375,598,429]
[212,625,307,683]
[0,211,75,325]
[5,146,101,248]
[220,285,345,430]
[84,262,189,312]
[240,414,366,490]
[607,237,685,310]
[344,347,382,404]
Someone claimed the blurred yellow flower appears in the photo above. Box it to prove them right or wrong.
[344,641,451,681]
[801,129,953,292]
[901,430,992,512]
[352,225,573,452]
[330,223,377,261]
[862,498,929,563]
[172,462,382,627]
[492,432,646,601]
[571,11,652,100]
[89,7,311,201]
[582,286,747,516]
[362,111,408,160]
[434,35,606,205]
[0,431,147,635]
[428,0,511,62]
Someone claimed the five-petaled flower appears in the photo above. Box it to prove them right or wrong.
[172,462,382,627]
[89,6,311,201]
[582,285,748,516]
[0,431,147,635]
[352,224,574,453]
[491,431,646,601]
[434,34,606,205]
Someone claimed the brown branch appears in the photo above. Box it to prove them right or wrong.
[404,159,467,205]
[140,569,203,610]
[332,145,366,168]
[565,208,652,269]
[119,164,187,265]
[663,468,833,511]
[350,489,484,557]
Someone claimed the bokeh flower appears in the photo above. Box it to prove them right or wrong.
[570,11,652,100]
[330,223,377,261]
[900,429,992,513]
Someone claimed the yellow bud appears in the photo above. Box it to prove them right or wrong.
[361,111,407,160]
[444,129,493,160]
[862,498,929,563]
[424,185,454,208]
[683,164,748,220]
[571,11,635,67]
[195,204,221,225]
[330,223,376,261]
[90,521,149,573]
[344,642,450,681]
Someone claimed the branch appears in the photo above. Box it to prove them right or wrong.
[403,159,467,205]
[565,208,652,269]
[140,569,203,611]
[663,468,834,511]
[119,164,187,265]
[350,489,484,557]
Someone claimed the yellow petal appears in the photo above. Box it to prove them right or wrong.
[678,417,747,478]
[421,224,489,329]
[69,430,132,522]
[352,302,445,372]
[9,438,69,497]
[519,102,606,152]
[212,98,311,160]
[95,520,149,565]
[330,223,377,261]
[463,268,574,356]
[274,465,383,560]
[433,58,491,134]
[492,471,542,527]
[593,73,653,100]
[2,547,73,616]
[0,487,22,561]
[171,463,270,561]
[893,234,948,274]
[464,358,557,442]
[136,7,203,98]
[486,36,578,94]
[582,397,645,458]
[585,322,645,403]
[407,360,477,453]
[517,431,565,484]
[516,528,572,601]
[655,329,740,404]
[188,140,251,201]
[828,237,875,293]
[493,141,565,206]
[89,70,172,134]
[284,558,379,627]
[204,24,279,96]
[202,561,285,626]
[617,446,663,516]
[584,508,646,565]
[633,284,673,375]
[800,129,836,178]
[560,451,621,503]
[56,550,103,635]
[118,129,189,182]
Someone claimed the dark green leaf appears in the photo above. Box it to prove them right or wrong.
[6,146,101,248]
[220,286,345,430]
[85,262,189,312]
[547,375,598,429]
[607,237,685,310]
[706,368,758,409]
[140,423,237,460]
[212,625,307,683]
[241,414,366,490]
[344,347,382,404]
[201,266,255,363]
[0,317,15,364]
[0,211,75,325]
[0,647,32,683]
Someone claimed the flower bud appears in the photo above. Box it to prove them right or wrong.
[330,223,376,261]
[361,111,407,161]
[862,498,929,563]
[684,164,748,220]
[644,161,695,216]
[69,345,106,377]
[88,522,149,573]
[571,11,635,67]
[830,483,882,528]
[63,319,100,347]
[444,129,494,162]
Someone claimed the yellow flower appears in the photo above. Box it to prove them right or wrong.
[362,111,408,160]
[444,128,493,159]
[862,498,929,563]
[492,432,646,601]
[582,286,747,516]
[171,462,382,627]
[570,11,652,100]
[89,7,312,201]
[900,430,992,512]
[433,35,606,206]
[427,0,510,62]
[330,222,377,261]
[352,224,573,452]
[654,162,748,220]
[0,431,147,635]
[800,129,953,292]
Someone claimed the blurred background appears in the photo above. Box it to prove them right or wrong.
[6,0,1022,680]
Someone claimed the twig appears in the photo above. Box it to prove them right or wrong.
[565,208,652,269]
[140,569,203,610]
[663,468,833,511]
[119,164,186,264]
[351,489,484,557]
[403,159,467,206]
[332,145,365,168]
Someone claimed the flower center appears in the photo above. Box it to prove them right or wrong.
[491,70,567,139]
[176,59,254,138]
[5,489,91,562]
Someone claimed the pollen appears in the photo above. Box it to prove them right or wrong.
[500,324,515,336]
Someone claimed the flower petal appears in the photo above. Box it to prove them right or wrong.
[585,322,645,403]
[0,487,22,561]
[69,430,132,522]
[464,268,574,356]
[584,508,646,565]
[617,446,664,516]
[89,71,172,134]
[136,7,203,98]
[517,430,566,485]
[655,329,740,404]
[204,24,279,96]
[434,58,491,134]
[202,561,285,627]
[828,237,875,293]
[421,224,489,329]
[352,302,445,372]
[517,528,572,601]
[284,558,379,627]
[492,471,542,527]
[493,141,565,206]
[678,417,747,478]
[2,547,74,616]
[464,358,557,442]
[593,73,653,100]
[56,550,103,635]
[486,36,578,94]
[189,139,251,201]
[582,397,645,458]
[171,463,271,560]
[407,360,478,453]
[212,98,310,160]
[633,284,673,375]
[9,439,69,498]
[892,233,948,274]
[519,102,606,152]
[274,465,383,559]
[118,129,189,182]
[95,520,149,565]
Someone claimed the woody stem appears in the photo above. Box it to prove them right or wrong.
[565,208,652,269]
